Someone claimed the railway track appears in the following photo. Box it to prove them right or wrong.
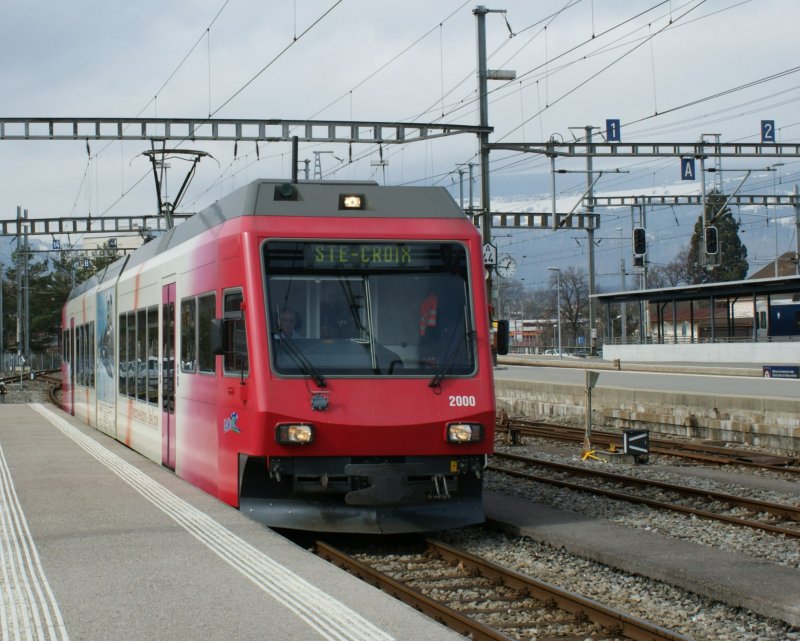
[490,451,800,539]
[0,368,62,404]
[499,416,800,475]
[316,538,692,641]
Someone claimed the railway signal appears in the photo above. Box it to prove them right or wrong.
[632,227,647,256]
[704,226,719,255]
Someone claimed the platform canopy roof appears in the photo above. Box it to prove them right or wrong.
[593,274,800,305]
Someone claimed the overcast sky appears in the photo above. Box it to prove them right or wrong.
[1,0,798,281]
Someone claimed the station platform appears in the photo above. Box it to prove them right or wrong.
[0,403,463,641]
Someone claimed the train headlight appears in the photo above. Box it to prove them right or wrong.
[275,423,315,445]
[446,423,483,443]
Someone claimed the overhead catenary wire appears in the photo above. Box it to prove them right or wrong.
[210,1,343,118]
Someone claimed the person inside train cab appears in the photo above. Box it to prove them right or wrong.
[418,282,469,372]
[419,291,445,368]
[275,307,302,339]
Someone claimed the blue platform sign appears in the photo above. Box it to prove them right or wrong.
[680,157,696,181]
[606,119,621,142]
[762,365,799,379]
[761,120,775,143]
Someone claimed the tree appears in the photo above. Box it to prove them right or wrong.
[46,245,124,340]
[648,247,691,288]
[2,242,124,355]
[496,278,527,318]
[4,246,52,353]
[548,266,589,346]
[686,192,748,284]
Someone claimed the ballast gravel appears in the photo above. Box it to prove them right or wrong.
[439,526,799,641]
[489,444,800,569]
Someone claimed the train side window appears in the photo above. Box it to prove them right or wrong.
[146,306,158,404]
[119,313,127,395]
[136,309,147,401]
[180,298,197,373]
[198,293,216,374]
[126,311,136,398]
[89,322,95,389]
[82,324,88,387]
[223,290,249,376]
[76,325,84,386]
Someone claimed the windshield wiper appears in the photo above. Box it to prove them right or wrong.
[276,337,326,387]
[429,327,475,389]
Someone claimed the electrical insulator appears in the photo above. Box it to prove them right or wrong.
[705,226,719,255]
[632,227,647,255]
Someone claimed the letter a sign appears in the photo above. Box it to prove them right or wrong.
[680,157,696,181]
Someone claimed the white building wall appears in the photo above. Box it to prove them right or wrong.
[603,341,800,365]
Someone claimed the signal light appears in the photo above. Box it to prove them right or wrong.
[632,227,647,255]
[705,226,718,255]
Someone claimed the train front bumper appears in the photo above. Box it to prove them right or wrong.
[239,455,486,533]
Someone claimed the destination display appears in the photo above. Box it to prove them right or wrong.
[307,243,414,269]
[264,240,468,273]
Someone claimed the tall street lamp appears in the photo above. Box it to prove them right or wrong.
[548,267,562,360]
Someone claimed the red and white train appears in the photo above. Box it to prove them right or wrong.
[61,179,499,533]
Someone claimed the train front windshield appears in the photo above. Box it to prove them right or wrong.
[263,241,476,378]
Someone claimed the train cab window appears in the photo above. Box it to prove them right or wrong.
[180,299,197,372]
[223,290,249,376]
[263,241,476,378]
[197,293,216,374]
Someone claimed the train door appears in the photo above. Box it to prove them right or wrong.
[161,283,176,469]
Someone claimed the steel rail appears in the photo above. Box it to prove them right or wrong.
[316,540,692,641]
[315,541,512,641]
[495,451,800,522]
[0,369,62,404]
[490,457,800,538]
[0,368,60,385]
[501,418,800,474]
[427,540,692,641]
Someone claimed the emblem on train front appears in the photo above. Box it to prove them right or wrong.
[223,412,241,434]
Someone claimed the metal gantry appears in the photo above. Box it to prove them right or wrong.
[0,117,490,144]
[488,141,800,158]
[0,116,491,237]
[473,193,799,231]
[1,213,192,236]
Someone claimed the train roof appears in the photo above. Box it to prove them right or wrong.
[67,179,468,301]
